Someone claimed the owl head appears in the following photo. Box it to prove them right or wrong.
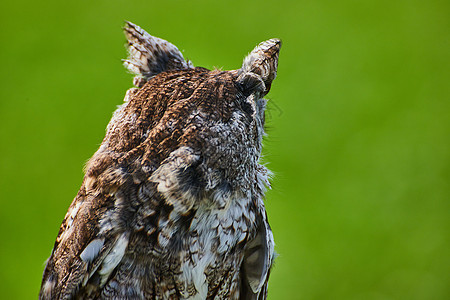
[120,21,280,147]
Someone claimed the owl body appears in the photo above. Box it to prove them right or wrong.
[40,22,281,299]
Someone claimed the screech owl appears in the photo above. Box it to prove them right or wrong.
[40,22,281,300]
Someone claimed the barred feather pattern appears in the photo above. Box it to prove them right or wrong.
[39,22,281,300]
[123,21,194,87]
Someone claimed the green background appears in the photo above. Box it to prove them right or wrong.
[0,0,448,299]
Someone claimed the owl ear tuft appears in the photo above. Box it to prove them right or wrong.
[122,21,193,87]
[238,39,281,96]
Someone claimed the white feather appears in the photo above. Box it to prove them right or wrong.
[80,238,105,263]
[98,232,129,286]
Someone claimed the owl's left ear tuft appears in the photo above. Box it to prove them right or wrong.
[122,21,194,87]
[238,39,281,96]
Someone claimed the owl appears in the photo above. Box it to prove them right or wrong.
[39,22,281,300]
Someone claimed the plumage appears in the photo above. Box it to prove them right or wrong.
[40,22,281,300]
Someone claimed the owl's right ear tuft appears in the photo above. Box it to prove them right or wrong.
[238,39,281,97]
[122,21,193,87]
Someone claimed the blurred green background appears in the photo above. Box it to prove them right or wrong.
[0,0,448,299]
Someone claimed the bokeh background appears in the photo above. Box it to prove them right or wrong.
[0,0,448,299]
